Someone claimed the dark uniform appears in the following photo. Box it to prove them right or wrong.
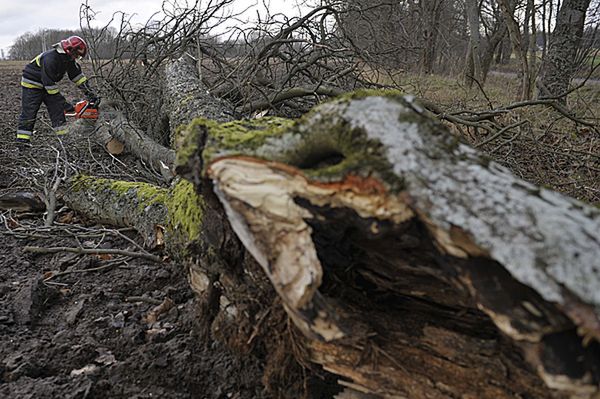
[16,45,94,143]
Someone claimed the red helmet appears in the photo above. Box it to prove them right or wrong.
[61,36,88,60]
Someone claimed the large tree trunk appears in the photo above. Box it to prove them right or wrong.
[196,93,600,398]
[538,0,592,102]
[65,84,600,397]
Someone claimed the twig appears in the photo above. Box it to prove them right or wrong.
[24,246,162,262]
[126,296,164,305]
[466,73,494,110]
[44,147,68,227]
[247,307,272,345]
[491,130,522,153]
[475,120,528,148]
[497,98,597,128]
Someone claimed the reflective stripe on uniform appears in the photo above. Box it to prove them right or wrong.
[54,126,68,135]
[21,77,43,89]
[29,54,41,66]
[16,130,32,140]
[72,73,87,85]
[45,85,59,95]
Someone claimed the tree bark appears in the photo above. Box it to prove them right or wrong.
[464,0,483,87]
[162,53,235,142]
[198,93,600,398]
[481,23,508,82]
[496,33,513,64]
[420,0,443,74]
[538,0,592,102]
[95,104,176,180]
[498,0,533,99]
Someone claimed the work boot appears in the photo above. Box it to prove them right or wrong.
[54,124,68,136]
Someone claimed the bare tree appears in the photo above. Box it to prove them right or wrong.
[538,0,593,102]
[464,0,484,86]
[498,0,534,99]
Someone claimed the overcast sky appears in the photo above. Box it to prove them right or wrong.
[0,0,307,57]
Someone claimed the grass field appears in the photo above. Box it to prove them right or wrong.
[360,66,600,205]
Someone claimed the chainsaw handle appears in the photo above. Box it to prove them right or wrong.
[76,101,91,117]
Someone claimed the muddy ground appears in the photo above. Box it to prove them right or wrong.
[0,61,277,399]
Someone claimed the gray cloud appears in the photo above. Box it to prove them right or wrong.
[0,0,302,56]
[0,0,165,54]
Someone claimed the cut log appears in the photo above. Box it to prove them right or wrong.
[65,91,600,398]
[105,137,125,155]
[184,92,600,398]
[94,104,175,180]
[83,56,235,179]
[0,192,45,212]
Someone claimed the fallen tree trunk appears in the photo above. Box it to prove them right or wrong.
[84,56,235,180]
[94,105,176,180]
[162,54,235,139]
[194,92,600,398]
[64,91,600,398]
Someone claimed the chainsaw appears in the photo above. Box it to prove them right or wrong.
[65,99,100,120]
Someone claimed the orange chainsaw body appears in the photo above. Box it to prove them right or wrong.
[65,100,99,120]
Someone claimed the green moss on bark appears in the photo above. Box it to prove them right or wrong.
[71,175,203,242]
[165,179,204,241]
[71,176,169,208]
[174,91,436,191]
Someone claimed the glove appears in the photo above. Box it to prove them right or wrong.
[89,94,99,103]
[80,81,99,103]
[85,91,99,104]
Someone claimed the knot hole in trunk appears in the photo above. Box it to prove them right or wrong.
[296,149,345,170]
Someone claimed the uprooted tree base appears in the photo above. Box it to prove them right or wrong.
[57,87,600,398]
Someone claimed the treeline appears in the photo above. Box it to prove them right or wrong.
[7,27,262,61]
[8,28,119,60]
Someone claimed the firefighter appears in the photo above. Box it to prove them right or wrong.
[15,35,98,146]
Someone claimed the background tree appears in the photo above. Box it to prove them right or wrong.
[464,0,484,86]
[538,0,594,102]
[8,28,118,60]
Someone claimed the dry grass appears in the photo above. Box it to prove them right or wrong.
[385,72,600,205]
